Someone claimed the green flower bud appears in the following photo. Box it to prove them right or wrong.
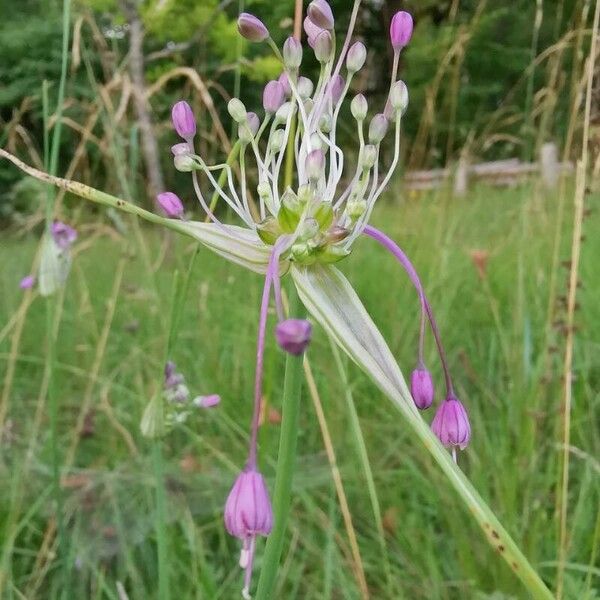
[228,98,247,123]
[362,144,377,169]
[351,94,368,121]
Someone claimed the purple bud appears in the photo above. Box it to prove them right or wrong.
[431,395,471,450]
[330,74,345,104]
[263,80,285,113]
[193,394,221,409]
[171,142,191,156]
[410,367,434,410]
[246,112,260,136]
[237,12,269,42]
[346,41,367,73]
[278,72,292,97]
[303,16,324,48]
[224,467,273,539]
[368,113,389,144]
[314,30,333,63]
[171,101,196,140]
[19,275,36,290]
[308,0,334,30]
[157,192,184,218]
[283,36,302,69]
[390,11,414,51]
[275,318,312,355]
[51,221,77,250]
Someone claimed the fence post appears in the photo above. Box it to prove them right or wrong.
[454,156,469,197]
[540,142,559,189]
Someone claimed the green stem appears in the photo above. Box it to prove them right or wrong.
[152,440,169,600]
[255,290,304,599]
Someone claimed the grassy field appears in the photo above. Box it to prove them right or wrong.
[0,183,599,599]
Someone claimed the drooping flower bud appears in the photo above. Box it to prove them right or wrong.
[19,275,35,290]
[308,0,334,30]
[275,319,312,355]
[237,12,269,42]
[431,394,471,450]
[390,11,413,51]
[246,112,260,135]
[283,36,302,69]
[51,221,78,250]
[305,149,325,182]
[275,101,295,123]
[389,80,409,116]
[368,113,389,144]
[171,101,196,140]
[410,367,434,410]
[269,128,285,152]
[157,192,184,218]
[171,142,191,156]
[263,80,285,114]
[303,16,324,48]
[346,41,367,73]
[297,76,314,99]
[314,30,333,63]
[228,98,248,123]
[351,94,368,121]
[171,142,195,171]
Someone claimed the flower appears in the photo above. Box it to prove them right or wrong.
[51,221,77,250]
[237,12,269,42]
[224,467,273,598]
[171,101,196,140]
[410,367,434,410]
[157,192,184,218]
[192,394,221,408]
[431,395,471,450]
[346,41,367,73]
[303,16,324,48]
[390,11,414,50]
[276,319,312,355]
[19,275,35,289]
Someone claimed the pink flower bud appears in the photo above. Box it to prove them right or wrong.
[314,30,333,63]
[278,72,292,97]
[193,394,221,409]
[157,192,184,218]
[275,318,312,355]
[171,101,196,140]
[19,275,35,290]
[246,112,260,136]
[330,74,345,104]
[368,113,389,144]
[390,11,413,51]
[283,36,302,69]
[303,16,324,48]
[171,142,191,156]
[346,41,367,73]
[237,12,269,42]
[224,468,273,539]
[431,394,471,450]
[51,221,77,250]
[308,0,334,30]
[410,367,434,410]
[263,80,285,113]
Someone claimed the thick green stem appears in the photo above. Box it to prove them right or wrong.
[255,290,304,599]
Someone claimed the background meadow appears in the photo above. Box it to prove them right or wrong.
[1,0,599,599]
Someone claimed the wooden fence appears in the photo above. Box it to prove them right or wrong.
[403,143,574,194]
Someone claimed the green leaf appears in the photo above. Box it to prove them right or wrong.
[291,263,553,600]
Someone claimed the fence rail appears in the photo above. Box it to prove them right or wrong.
[403,143,574,193]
